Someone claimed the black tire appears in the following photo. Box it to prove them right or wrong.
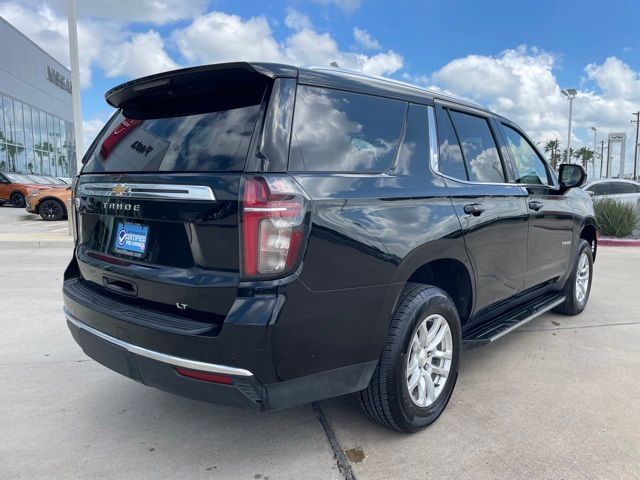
[10,192,25,208]
[38,199,65,221]
[554,239,593,315]
[359,284,461,433]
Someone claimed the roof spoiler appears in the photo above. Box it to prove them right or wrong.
[105,62,298,109]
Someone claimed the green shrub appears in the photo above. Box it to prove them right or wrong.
[593,197,639,238]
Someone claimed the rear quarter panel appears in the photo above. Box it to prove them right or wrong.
[272,173,468,379]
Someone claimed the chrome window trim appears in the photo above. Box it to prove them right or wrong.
[427,106,439,174]
[65,311,253,377]
[77,182,216,201]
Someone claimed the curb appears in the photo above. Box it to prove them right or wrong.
[598,237,640,247]
[0,240,73,249]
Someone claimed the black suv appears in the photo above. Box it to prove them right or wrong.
[63,62,596,432]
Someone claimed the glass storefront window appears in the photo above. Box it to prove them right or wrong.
[0,92,74,174]
[0,148,7,172]
[0,94,5,145]
[24,105,34,149]
[4,96,15,144]
[38,110,48,151]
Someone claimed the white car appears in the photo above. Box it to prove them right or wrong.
[583,179,640,209]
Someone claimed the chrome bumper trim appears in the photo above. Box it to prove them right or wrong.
[65,310,253,377]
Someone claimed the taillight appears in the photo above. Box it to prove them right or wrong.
[241,175,309,278]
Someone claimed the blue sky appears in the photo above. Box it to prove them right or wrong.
[2,0,640,175]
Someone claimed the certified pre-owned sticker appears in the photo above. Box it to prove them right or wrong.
[114,222,149,258]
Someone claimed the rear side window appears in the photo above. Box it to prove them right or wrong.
[448,110,505,183]
[435,107,467,180]
[587,183,611,195]
[610,182,637,194]
[289,86,406,172]
[501,124,549,185]
[82,89,265,173]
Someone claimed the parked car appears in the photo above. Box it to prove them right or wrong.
[583,178,640,208]
[25,185,71,221]
[63,62,596,432]
[0,172,63,207]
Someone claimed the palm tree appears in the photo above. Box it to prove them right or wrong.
[544,139,561,170]
[561,147,575,163]
[35,141,55,174]
[573,146,594,170]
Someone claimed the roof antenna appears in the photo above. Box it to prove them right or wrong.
[329,61,339,68]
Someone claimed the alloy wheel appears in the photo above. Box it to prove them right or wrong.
[575,252,590,304]
[40,200,62,220]
[405,314,453,408]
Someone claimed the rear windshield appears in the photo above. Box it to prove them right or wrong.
[83,89,265,173]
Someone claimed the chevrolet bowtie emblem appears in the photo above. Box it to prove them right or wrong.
[111,184,129,196]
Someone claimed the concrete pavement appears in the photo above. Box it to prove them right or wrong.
[0,236,639,479]
[322,246,640,480]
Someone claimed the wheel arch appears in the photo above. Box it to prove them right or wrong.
[385,240,475,328]
[404,258,473,325]
[580,220,597,261]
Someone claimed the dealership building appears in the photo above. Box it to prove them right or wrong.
[0,16,75,177]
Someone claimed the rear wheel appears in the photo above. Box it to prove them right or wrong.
[10,192,25,208]
[554,239,593,315]
[39,199,65,221]
[359,284,461,433]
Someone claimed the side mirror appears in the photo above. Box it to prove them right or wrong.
[558,164,586,193]
[587,190,595,197]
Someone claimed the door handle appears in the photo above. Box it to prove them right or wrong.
[463,203,485,216]
[103,276,138,296]
[528,200,543,211]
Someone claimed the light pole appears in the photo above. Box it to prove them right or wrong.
[66,0,83,174]
[632,111,639,180]
[591,126,597,178]
[562,88,577,163]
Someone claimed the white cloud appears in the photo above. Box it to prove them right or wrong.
[353,27,380,50]
[82,117,107,153]
[13,0,207,25]
[0,2,127,88]
[173,11,404,77]
[100,30,178,78]
[429,47,640,175]
[309,0,362,12]
[284,9,312,31]
[173,12,282,63]
[585,57,640,101]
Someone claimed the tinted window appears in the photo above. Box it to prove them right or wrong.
[587,183,612,195]
[394,104,430,174]
[449,111,504,183]
[289,86,406,172]
[436,107,467,180]
[83,91,265,173]
[501,125,549,185]
[610,182,637,194]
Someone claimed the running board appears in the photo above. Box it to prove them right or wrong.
[462,293,565,349]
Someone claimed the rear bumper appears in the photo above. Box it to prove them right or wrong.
[66,310,264,409]
[63,278,378,410]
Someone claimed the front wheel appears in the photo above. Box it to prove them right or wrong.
[359,284,461,433]
[10,192,25,208]
[39,199,65,221]
[554,239,593,315]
